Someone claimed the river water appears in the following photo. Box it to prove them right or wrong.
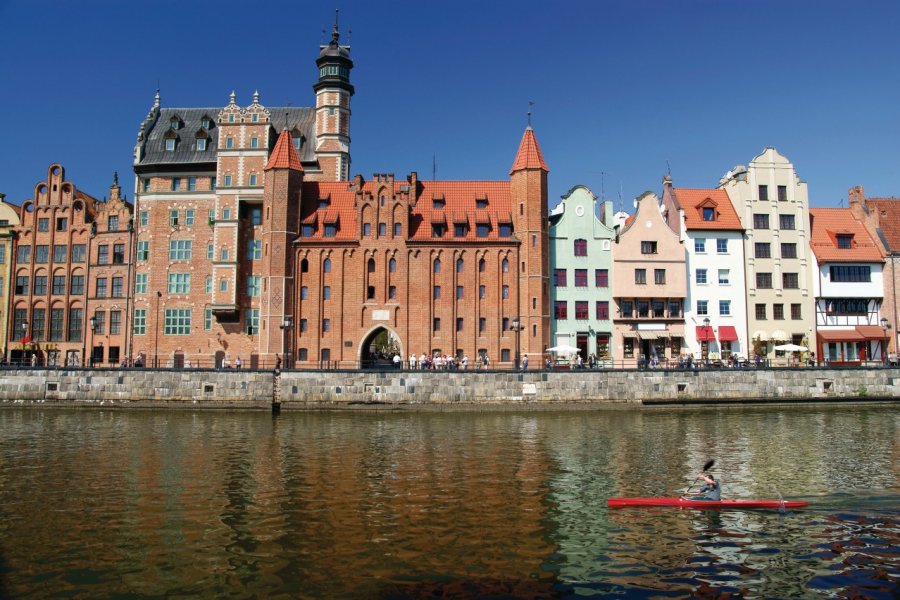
[0,405,897,599]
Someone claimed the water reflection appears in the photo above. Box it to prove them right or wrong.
[0,406,896,598]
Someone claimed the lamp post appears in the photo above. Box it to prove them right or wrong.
[22,320,28,366]
[280,316,293,369]
[88,315,96,367]
[510,317,521,369]
[702,317,710,365]
[154,291,162,368]
[881,317,889,365]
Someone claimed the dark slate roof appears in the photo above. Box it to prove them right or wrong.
[137,106,317,166]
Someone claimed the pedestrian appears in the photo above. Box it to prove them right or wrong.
[409,354,417,369]
[235,356,242,369]
[462,354,469,370]
[393,353,401,369]
[31,353,37,368]
[522,354,529,370]
[275,354,282,370]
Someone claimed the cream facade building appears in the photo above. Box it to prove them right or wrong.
[719,148,815,360]
[0,193,21,360]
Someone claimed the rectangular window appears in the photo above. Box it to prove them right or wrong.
[777,185,787,201]
[634,269,646,285]
[574,269,587,287]
[654,269,666,285]
[171,178,180,192]
[15,275,29,295]
[696,269,707,284]
[206,277,212,294]
[72,244,86,263]
[640,241,657,254]
[694,238,706,253]
[595,269,608,287]
[718,269,730,285]
[96,277,108,298]
[623,337,634,358]
[620,300,633,318]
[224,174,233,187]
[169,240,192,260]
[779,214,795,230]
[136,240,149,261]
[433,285,440,299]
[47,308,63,341]
[456,286,463,299]
[38,218,49,232]
[717,238,728,254]
[554,301,568,320]
[52,275,66,295]
[70,275,84,295]
[791,303,802,320]
[109,276,123,298]
[250,136,259,148]
[830,266,871,282]
[204,308,212,331]
[245,239,261,260]
[34,275,47,295]
[476,224,490,238]
[478,317,486,333]
[245,309,259,335]
[93,311,106,335]
[758,185,768,201]
[498,223,512,237]
[17,245,31,263]
[389,285,396,299]
[756,272,772,288]
[836,234,852,249]
[702,207,715,221]
[781,243,797,258]
[56,217,67,231]
[53,245,67,263]
[167,273,191,294]
[35,245,49,263]
[67,308,82,342]
[574,239,588,256]
[753,213,769,229]
[134,273,147,294]
[134,309,146,335]
[637,300,649,317]
[166,138,176,152]
[783,272,799,289]
[247,275,260,297]
[773,304,785,320]
[221,247,231,261]
[164,309,192,335]
[110,311,122,335]
[652,300,665,318]
[432,318,440,332]
[696,300,708,316]
[324,224,337,238]
[502,285,509,299]
[596,301,609,320]
[97,245,109,265]
[113,244,125,264]
[225,137,234,149]
[456,317,463,332]
[755,243,771,258]
[719,300,731,316]
[669,300,682,318]
[479,285,486,299]
[553,269,567,287]
[323,286,331,300]
[575,301,588,320]
[755,303,767,320]
[0,245,4,264]
[108,215,119,231]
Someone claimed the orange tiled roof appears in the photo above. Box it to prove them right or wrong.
[265,130,303,171]
[509,128,549,174]
[865,198,900,253]
[808,208,883,262]
[676,188,743,231]
[297,179,514,243]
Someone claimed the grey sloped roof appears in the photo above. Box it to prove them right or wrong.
[138,106,317,166]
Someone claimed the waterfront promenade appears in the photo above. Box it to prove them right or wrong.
[0,365,897,408]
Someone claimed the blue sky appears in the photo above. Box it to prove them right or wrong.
[0,0,897,210]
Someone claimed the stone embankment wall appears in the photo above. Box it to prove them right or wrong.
[0,367,897,409]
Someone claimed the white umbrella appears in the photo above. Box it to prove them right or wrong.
[773,343,808,352]
[546,344,580,355]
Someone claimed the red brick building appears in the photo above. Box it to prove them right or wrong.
[7,164,133,366]
[131,23,551,368]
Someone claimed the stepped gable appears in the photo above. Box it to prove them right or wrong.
[509,127,549,174]
[265,130,303,171]
[809,207,884,262]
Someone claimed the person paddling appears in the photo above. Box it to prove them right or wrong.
[686,473,721,501]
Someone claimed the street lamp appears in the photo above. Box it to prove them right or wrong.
[702,317,711,365]
[510,317,521,369]
[21,320,28,366]
[881,317,889,365]
[154,291,162,368]
[89,315,97,367]
[280,316,293,369]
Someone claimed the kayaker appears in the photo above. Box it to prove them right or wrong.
[687,473,721,501]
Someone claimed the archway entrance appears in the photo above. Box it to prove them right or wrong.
[359,327,402,369]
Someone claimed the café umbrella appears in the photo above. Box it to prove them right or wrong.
[546,344,580,356]
[773,343,808,352]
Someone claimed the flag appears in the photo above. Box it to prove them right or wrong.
[21,335,32,344]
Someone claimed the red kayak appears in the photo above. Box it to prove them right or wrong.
[608,497,808,510]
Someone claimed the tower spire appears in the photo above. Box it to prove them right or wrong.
[332,9,340,44]
[527,101,533,129]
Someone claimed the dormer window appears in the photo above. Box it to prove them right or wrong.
[318,196,330,209]
[475,197,488,209]
[433,195,445,209]
[165,138,176,151]
[170,117,181,130]
[196,138,207,151]
[201,117,211,129]
[251,113,259,123]
[228,114,235,123]
[837,234,853,249]
[702,207,715,221]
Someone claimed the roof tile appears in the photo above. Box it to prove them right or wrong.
[265,130,303,171]
[808,208,884,262]
[509,128,549,174]
[676,188,743,231]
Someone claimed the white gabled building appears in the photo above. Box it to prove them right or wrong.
[809,208,887,363]
[661,177,748,362]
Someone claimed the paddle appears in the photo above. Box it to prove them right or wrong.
[683,459,715,496]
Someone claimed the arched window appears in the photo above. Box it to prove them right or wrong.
[368,258,375,273]
[456,258,464,273]
[323,258,331,273]
[433,259,441,273]
[502,258,509,272]
[479,258,485,272]
[301,259,309,273]
[389,258,396,273]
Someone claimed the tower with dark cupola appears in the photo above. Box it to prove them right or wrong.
[313,11,354,181]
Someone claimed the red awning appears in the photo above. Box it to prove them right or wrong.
[717,326,738,342]
[817,329,863,342]
[856,325,888,339]
[696,325,716,342]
